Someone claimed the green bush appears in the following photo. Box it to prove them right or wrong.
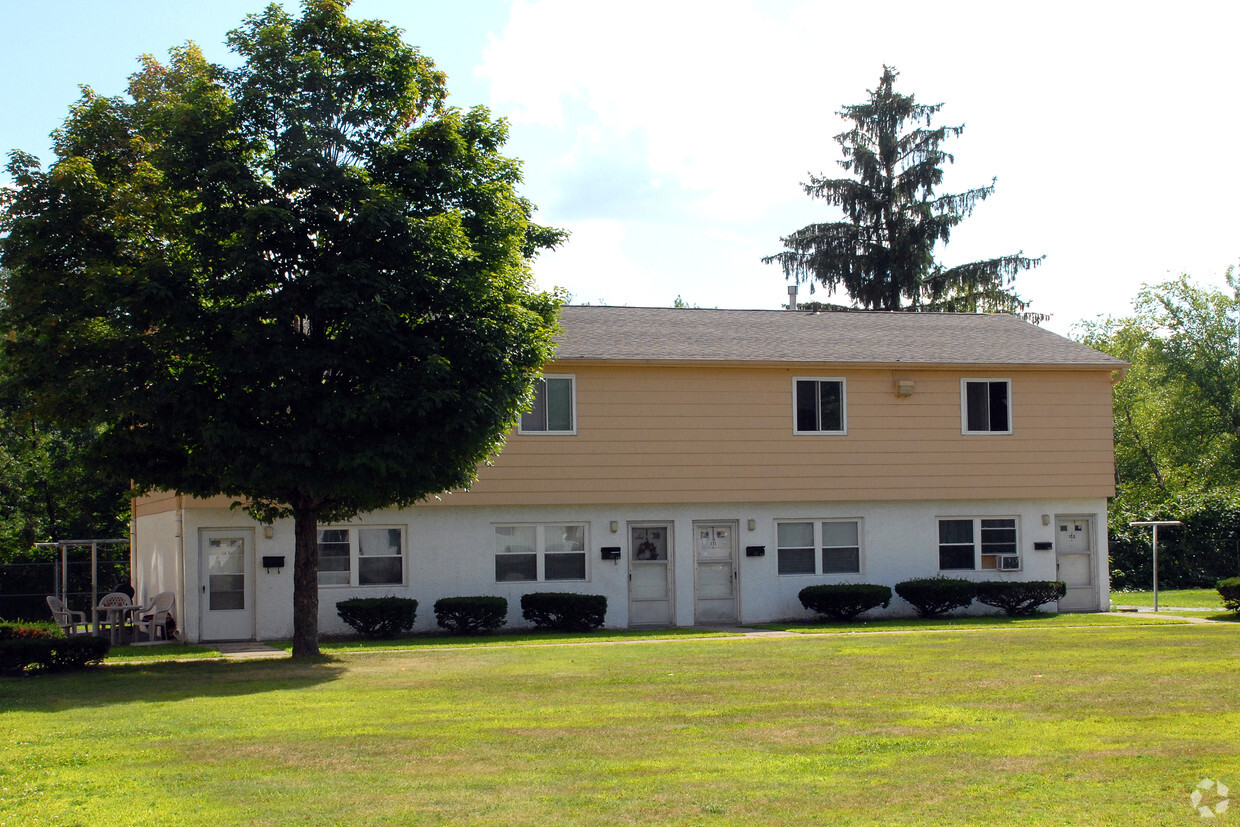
[335,597,418,639]
[1217,577,1240,613]
[975,581,1067,617]
[520,592,607,632]
[0,635,110,675]
[894,577,977,618]
[0,621,59,641]
[798,584,892,621]
[434,596,508,635]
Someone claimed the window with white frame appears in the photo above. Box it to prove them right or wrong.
[938,517,1019,570]
[494,524,587,582]
[794,378,846,434]
[776,519,862,575]
[962,379,1011,434]
[519,376,576,434]
[317,527,404,586]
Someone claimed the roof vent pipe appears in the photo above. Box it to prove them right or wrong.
[787,284,798,311]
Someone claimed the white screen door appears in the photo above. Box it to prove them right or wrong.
[199,529,255,641]
[694,522,738,624]
[629,524,673,626]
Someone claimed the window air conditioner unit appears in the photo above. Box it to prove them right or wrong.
[999,555,1021,570]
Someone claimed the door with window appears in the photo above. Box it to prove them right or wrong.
[199,529,255,641]
[628,524,673,626]
[694,522,738,624]
[1055,516,1097,611]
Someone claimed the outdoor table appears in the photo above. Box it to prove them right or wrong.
[97,602,145,645]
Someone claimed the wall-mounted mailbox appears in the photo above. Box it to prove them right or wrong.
[600,547,622,560]
[1033,541,1053,551]
[745,545,766,557]
[262,555,285,572]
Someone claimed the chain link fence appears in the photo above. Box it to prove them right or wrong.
[0,541,130,623]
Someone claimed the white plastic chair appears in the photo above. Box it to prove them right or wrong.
[134,591,176,642]
[46,595,90,636]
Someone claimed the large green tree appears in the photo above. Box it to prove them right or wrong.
[0,0,564,656]
[765,66,1043,316]
[1078,270,1240,587]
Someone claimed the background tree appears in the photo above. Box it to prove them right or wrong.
[765,66,1043,317]
[0,0,564,656]
[1078,269,1240,588]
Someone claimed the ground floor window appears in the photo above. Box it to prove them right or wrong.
[938,517,1018,570]
[317,527,404,586]
[776,519,862,575]
[495,524,587,582]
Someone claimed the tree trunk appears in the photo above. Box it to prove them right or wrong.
[291,500,321,657]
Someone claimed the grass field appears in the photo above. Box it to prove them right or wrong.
[4,620,1239,825]
[1111,588,1224,609]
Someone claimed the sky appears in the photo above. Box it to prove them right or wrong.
[2,0,1237,337]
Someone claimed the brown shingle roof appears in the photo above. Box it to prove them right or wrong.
[552,306,1124,368]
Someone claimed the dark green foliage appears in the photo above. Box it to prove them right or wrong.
[335,596,417,639]
[0,620,58,640]
[433,596,508,635]
[798,584,892,621]
[520,592,607,632]
[0,634,110,675]
[1107,492,1240,591]
[765,66,1041,317]
[894,577,977,618]
[974,581,1067,617]
[1217,577,1240,613]
[0,1,563,657]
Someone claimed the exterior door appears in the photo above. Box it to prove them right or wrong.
[199,529,255,641]
[629,524,673,626]
[1055,517,1097,611]
[694,522,738,624]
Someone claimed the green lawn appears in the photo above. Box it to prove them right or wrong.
[4,621,1239,825]
[1111,588,1225,609]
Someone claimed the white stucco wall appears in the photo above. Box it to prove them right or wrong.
[146,497,1110,643]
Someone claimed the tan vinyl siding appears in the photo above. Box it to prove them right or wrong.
[448,364,1117,506]
[133,491,236,517]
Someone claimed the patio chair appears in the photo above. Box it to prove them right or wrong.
[134,591,176,642]
[46,595,90,636]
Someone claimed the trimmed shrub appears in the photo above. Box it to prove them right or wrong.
[1217,577,1240,613]
[0,621,59,641]
[434,596,508,635]
[894,577,977,618]
[798,584,892,621]
[335,597,418,639]
[975,581,1067,617]
[0,635,110,675]
[520,592,607,632]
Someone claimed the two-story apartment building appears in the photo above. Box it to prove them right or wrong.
[132,306,1125,641]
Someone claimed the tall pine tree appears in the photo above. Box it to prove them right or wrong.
[765,66,1043,317]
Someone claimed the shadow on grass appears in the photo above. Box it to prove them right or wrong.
[0,655,346,712]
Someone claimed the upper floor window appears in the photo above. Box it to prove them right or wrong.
[520,376,576,434]
[962,379,1011,434]
[794,378,846,434]
[776,519,862,575]
[317,527,404,587]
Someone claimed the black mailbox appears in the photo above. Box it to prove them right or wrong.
[745,545,766,557]
[1033,541,1053,551]
[262,555,286,570]
[600,547,622,560]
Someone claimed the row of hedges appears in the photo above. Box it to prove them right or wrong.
[0,622,111,675]
[335,593,608,639]
[799,579,1068,621]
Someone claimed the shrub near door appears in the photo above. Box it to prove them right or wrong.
[335,597,418,639]
[433,596,508,634]
[520,593,607,631]
[798,584,892,621]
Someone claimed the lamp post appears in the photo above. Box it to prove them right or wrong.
[1129,520,1182,611]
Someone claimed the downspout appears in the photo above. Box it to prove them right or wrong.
[177,494,188,640]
